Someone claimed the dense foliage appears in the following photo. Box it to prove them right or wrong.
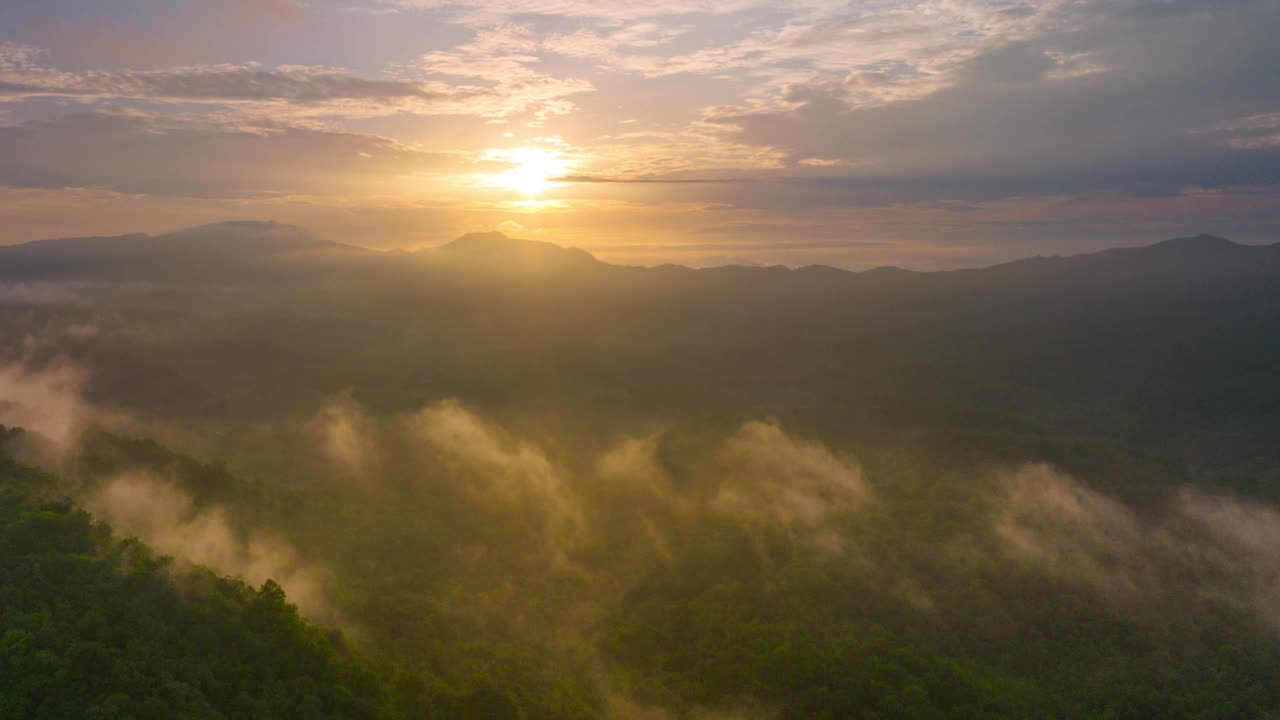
[1,231,1279,718]
[0,451,401,719]
[54,426,1280,720]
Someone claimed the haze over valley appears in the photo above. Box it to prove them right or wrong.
[0,222,1278,718]
[2,1,1280,717]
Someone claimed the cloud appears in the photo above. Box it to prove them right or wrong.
[410,399,584,548]
[290,396,1280,637]
[380,0,771,25]
[307,398,874,563]
[0,359,88,448]
[0,42,584,122]
[1179,488,1280,631]
[596,433,665,486]
[709,0,1280,200]
[3,1,308,67]
[713,419,870,554]
[993,463,1280,632]
[396,0,1051,89]
[593,419,870,556]
[994,464,1153,609]
[84,472,335,621]
[3,1,1275,256]
[0,282,81,305]
[0,110,465,196]
[382,0,1050,88]
[0,45,465,116]
[312,393,376,474]
[402,24,594,123]
[224,0,308,24]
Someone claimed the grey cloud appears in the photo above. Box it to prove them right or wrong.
[0,56,476,112]
[557,174,760,184]
[0,111,464,195]
[223,0,308,23]
[0,45,583,121]
[382,0,771,24]
[69,67,453,104]
[712,0,1280,201]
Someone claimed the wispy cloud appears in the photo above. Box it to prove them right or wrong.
[399,24,593,123]
[1,0,1278,261]
[0,42,585,122]
[0,109,467,196]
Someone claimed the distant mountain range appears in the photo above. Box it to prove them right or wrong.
[1,222,1275,285]
[0,220,1277,479]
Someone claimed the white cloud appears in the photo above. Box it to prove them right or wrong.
[0,42,587,123]
[85,473,336,621]
[411,399,585,547]
[0,359,88,448]
[401,24,593,122]
[713,419,870,554]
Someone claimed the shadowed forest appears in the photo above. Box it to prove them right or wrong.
[2,223,1279,719]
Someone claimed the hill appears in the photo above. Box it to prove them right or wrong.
[1,225,1277,472]
[0,221,368,283]
[0,443,400,719]
[1,226,1279,719]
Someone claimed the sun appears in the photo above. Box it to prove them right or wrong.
[483,147,570,196]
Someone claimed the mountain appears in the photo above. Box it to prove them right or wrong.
[0,443,405,719]
[0,225,839,291]
[3,223,1277,286]
[1144,233,1242,253]
[0,221,360,283]
[1,223,1277,463]
[2,226,1280,720]
[433,231,598,266]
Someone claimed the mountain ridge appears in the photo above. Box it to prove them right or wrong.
[2,224,1276,281]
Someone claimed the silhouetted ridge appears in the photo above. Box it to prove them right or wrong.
[161,221,328,252]
[0,221,347,283]
[1146,234,1240,253]
[0,221,331,259]
[2,226,1273,289]
[861,265,913,276]
[432,232,600,269]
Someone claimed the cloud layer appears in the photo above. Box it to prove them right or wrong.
[1,0,1278,263]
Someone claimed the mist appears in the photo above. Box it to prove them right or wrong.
[83,472,335,623]
[1,224,1278,718]
[3,0,1280,713]
[0,358,88,449]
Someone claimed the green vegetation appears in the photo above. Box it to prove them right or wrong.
[0,453,398,719]
[1,232,1279,717]
[17,423,1270,720]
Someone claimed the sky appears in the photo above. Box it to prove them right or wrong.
[1,0,1278,269]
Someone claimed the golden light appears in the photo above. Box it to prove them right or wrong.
[483,147,570,196]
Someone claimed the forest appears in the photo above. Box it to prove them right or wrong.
[1,224,1279,718]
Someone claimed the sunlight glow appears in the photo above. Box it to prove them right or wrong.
[483,147,571,196]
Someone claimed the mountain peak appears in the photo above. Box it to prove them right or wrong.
[433,232,599,270]
[1148,234,1240,253]
[441,231,530,253]
[159,221,326,252]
